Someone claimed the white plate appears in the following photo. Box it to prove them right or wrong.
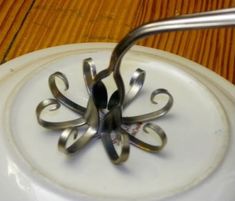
[0,43,234,201]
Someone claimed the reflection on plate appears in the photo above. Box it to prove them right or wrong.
[0,43,234,201]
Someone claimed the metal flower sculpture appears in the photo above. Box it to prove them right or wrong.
[36,8,235,164]
[36,58,173,164]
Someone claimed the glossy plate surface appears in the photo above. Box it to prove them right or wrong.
[0,43,234,201]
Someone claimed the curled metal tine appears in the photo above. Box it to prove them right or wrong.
[49,72,86,115]
[83,58,97,95]
[36,99,86,129]
[58,126,98,154]
[122,88,173,124]
[128,123,167,152]
[94,8,235,105]
[83,58,108,109]
[123,68,146,108]
[58,94,99,153]
[101,107,130,164]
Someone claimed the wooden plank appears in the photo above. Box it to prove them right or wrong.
[1,0,235,83]
[0,0,35,61]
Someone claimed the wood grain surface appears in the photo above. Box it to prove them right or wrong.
[0,0,234,83]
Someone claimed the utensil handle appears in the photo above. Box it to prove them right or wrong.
[109,8,235,103]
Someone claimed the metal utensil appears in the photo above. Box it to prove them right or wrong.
[36,8,235,164]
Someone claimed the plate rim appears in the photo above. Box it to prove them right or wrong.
[0,43,234,201]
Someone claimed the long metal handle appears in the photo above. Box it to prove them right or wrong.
[101,8,235,104]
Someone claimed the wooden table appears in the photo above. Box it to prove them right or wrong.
[1,0,234,84]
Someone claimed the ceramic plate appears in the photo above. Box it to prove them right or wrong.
[0,43,234,201]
